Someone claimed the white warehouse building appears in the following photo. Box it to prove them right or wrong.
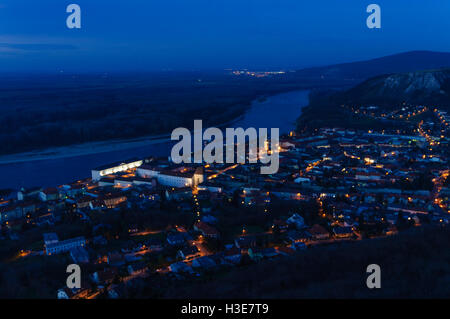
[91,158,143,181]
[137,165,204,188]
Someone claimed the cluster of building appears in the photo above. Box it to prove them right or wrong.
[0,104,449,299]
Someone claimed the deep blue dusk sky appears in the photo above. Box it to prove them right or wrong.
[0,0,449,72]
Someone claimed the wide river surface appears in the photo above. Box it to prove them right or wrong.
[0,90,309,189]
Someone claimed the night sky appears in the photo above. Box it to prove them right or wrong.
[0,0,449,72]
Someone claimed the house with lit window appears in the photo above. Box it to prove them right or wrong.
[193,221,220,238]
[307,224,330,240]
[45,236,86,255]
[0,204,23,223]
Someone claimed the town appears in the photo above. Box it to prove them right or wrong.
[0,104,448,299]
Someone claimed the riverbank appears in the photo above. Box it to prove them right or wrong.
[0,134,172,165]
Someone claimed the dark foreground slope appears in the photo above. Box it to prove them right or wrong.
[159,225,450,298]
[296,50,450,81]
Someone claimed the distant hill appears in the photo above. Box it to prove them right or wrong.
[335,68,450,107]
[295,51,450,82]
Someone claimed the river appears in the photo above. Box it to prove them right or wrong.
[0,90,309,189]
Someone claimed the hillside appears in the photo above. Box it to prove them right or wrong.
[156,225,450,298]
[295,51,450,82]
[336,68,450,107]
[297,68,450,131]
